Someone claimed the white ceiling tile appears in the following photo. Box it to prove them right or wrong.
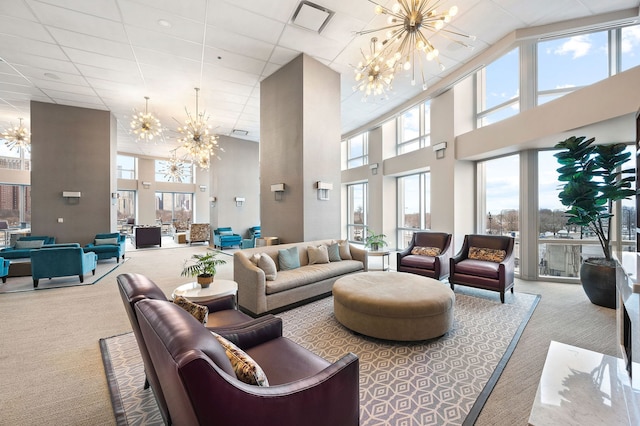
[217,0,299,23]
[206,1,285,45]
[124,0,208,22]
[0,15,55,43]
[65,48,140,73]
[201,63,260,88]
[119,2,205,43]
[203,48,267,76]
[48,28,134,60]
[126,26,203,61]
[204,26,276,62]
[279,24,345,61]
[32,0,122,21]
[0,35,67,61]
[11,57,79,76]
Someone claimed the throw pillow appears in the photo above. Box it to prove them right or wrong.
[95,237,119,245]
[219,230,233,236]
[258,253,277,280]
[249,253,261,266]
[468,246,506,263]
[15,240,44,249]
[338,240,352,260]
[327,243,342,262]
[278,246,300,271]
[308,245,330,265]
[210,331,269,386]
[173,296,208,325]
[411,246,442,257]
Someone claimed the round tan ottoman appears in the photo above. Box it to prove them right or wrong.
[333,271,455,341]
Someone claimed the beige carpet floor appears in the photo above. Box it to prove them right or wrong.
[0,246,616,425]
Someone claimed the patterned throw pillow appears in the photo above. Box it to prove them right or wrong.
[95,237,119,245]
[308,245,330,265]
[258,253,277,281]
[327,243,342,262]
[278,246,300,271]
[468,246,506,263]
[211,331,269,386]
[173,296,208,324]
[411,246,442,257]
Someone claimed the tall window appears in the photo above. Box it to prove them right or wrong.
[0,184,30,227]
[155,192,193,224]
[0,144,30,171]
[117,190,136,221]
[397,172,431,248]
[397,101,431,154]
[480,155,520,272]
[117,155,136,179]
[621,24,640,72]
[347,183,367,242]
[538,31,608,105]
[346,133,368,169]
[477,47,520,127]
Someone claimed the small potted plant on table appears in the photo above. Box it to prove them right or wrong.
[364,227,388,251]
[181,252,227,288]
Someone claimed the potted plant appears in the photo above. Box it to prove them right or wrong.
[181,252,227,288]
[554,135,636,308]
[364,227,388,251]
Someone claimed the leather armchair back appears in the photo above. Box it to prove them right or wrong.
[397,231,453,280]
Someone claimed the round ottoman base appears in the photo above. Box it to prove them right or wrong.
[333,272,455,341]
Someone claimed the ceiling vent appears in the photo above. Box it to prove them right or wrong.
[291,1,334,33]
[232,129,249,136]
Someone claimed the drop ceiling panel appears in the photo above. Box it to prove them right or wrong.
[127,27,203,62]
[222,0,299,23]
[0,35,67,61]
[48,28,134,59]
[203,48,266,75]
[204,26,276,62]
[122,0,208,22]
[279,25,346,61]
[28,79,94,95]
[206,1,285,45]
[118,1,205,43]
[33,0,123,21]
[0,1,38,20]
[10,57,79,76]
[0,16,54,43]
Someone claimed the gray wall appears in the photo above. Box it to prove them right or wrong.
[31,101,116,245]
[260,54,341,243]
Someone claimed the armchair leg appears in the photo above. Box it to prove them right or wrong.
[449,282,454,291]
[510,287,514,293]
[143,375,150,390]
[33,279,39,288]
[1,277,5,283]
[80,275,84,283]
[500,291,505,303]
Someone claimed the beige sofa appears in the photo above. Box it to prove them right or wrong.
[234,239,367,316]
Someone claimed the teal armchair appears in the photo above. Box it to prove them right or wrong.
[241,226,261,249]
[214,227,242,249]
[30,246,97,288]
[0,257,9,283]
[84,233,126,262]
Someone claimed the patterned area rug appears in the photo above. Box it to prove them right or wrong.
[100,287,539,426]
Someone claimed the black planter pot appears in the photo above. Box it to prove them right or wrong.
[579,259,617,309]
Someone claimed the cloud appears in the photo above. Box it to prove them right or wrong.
[621,26,640,54]
[554,35,592,59]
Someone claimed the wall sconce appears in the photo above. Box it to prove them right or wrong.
[271,183,285,201]
[210,196,216,207]
[235,197,245,207]
[370,163,379,175]
[433,141,447,159]
[142,181,151,189]
[315,181,333,201]
[199,185,207,192]
[62,191,81,198]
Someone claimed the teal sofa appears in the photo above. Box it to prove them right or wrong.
[0,236,58,260]
[83,233,126,262]
[30,246,97,288]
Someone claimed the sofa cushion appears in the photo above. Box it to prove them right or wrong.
[211,331,269,386]
[15,240,44,249]
[266,260,363,295]
[455,259,500,279]
[468,246,506,263]
[338,240,352,260]
[258,253,277,281]
[95,237,119,245]
[308,245,329,265]
[400,254,436,269]
[411,246,441,257]
[327,243,341,262]
[278,247,300,271]
[173,296,208,324]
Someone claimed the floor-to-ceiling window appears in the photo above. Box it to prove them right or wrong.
[397,172,431,249]
[117,190,136,221]
[480,154,520,272]
[347,183,367,243]
[155,192,193,225]
[621,24,640,71]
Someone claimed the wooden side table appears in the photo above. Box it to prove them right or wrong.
[256,237,279,247]
[366,249,390,271]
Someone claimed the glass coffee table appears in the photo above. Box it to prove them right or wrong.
[172,279,238,305]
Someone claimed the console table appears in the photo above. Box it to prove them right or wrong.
[135,226,161,248]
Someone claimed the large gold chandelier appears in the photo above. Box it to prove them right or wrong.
[353,37,396,100]
[175,88,220,169]
[2,118,30,152]
[130,96,162,143]
[358,0,475,90]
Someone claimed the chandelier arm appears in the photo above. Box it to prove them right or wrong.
[397,0,411,16]
[357,23,404,36]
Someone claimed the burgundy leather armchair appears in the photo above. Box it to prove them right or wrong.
[397,231,453,280]
[135,298,360,426]
[116,273,276,425]
[449,234,515,303]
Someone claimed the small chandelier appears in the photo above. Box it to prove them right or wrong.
[2,118,30,152]
[160,149,188,183]
[175,88,220,169]
[130,96,162,143]
[353,37,396,100]
[358,0,475,90]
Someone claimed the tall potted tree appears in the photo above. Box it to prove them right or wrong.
[554,135,636,308]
